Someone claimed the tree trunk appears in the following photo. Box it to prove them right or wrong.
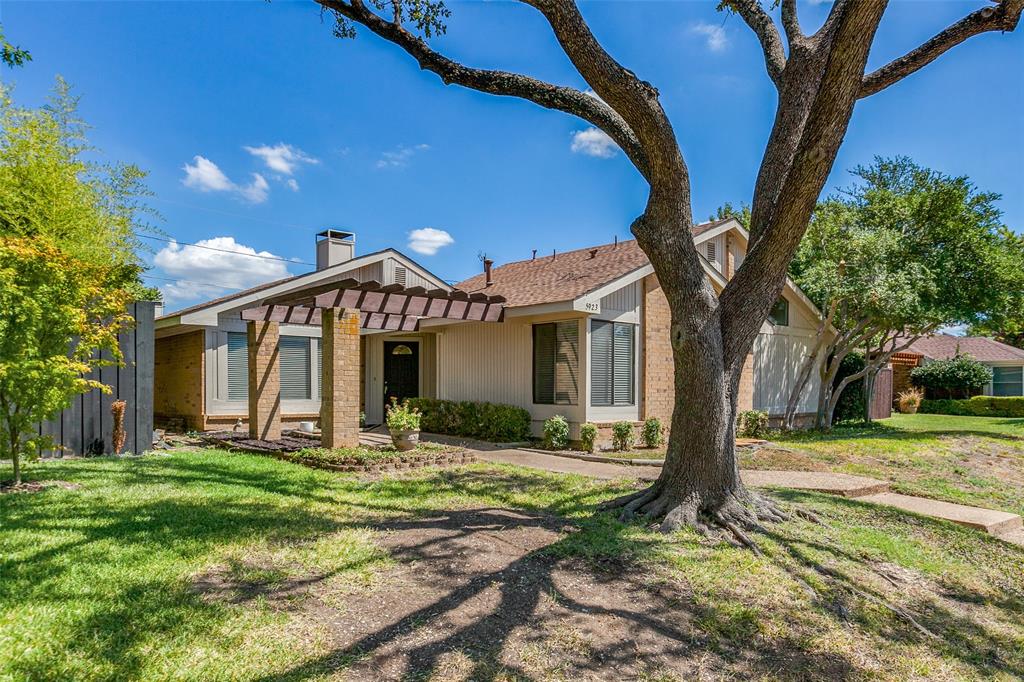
[10,432,19,486]
[862,370,877,423]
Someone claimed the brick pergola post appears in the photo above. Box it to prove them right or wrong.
[321,307,360,448]
[247,320,281,440]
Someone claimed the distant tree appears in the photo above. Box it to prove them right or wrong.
[709,203,751,229]
[968,228,1024,348]
[0,238,130,485]
[0,25,31,69]
[787,157,1011,429]
[0,80,160,301]
[313,0,1022,535]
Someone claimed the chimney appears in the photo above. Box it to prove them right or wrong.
[483,258,494,286]
[315,230,355,270]
[589,249,598,259]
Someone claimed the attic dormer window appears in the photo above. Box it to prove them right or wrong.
[706,241,717,262]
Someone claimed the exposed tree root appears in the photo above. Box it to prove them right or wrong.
[600,484,793,552]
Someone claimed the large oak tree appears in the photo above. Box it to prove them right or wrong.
[315,0,1023,537]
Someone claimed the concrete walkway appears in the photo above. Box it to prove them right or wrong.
[470,446,1024,547]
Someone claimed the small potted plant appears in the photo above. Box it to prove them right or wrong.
[386,397,422,451]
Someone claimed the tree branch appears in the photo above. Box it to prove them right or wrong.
[317,0,651,177]
[781,0,802,45]
[860,0,1024,98]
[725,0,787,87]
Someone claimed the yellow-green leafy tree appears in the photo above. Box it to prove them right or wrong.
[0,238,130,485]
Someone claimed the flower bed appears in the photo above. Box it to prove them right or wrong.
[202,432,473,473]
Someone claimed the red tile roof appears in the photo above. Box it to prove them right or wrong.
[904,334,1024,363]
[456,219,732,308]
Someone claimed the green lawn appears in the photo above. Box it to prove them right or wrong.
[746,414,1024,516]
[2,449,1023,680]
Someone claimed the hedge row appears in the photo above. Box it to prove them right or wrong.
[405,398,532,442]
[918,396,1024,418]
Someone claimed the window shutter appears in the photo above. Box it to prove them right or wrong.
[279,336,311,400]
[613,323,635,405]
[317,339,323,398]
[533,324,555,404]
[554,321,579,405]
[590,320,613,406]
[227,332,248,401]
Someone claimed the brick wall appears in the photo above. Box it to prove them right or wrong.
[641,274,754,427]
[154,330,205,431]
[891,352,923,405]
[641,275,674,426]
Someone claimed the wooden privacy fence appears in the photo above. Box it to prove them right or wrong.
[36,301,156,457]
[869,367,893,421]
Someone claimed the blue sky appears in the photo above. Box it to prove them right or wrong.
[3,1,1022,310]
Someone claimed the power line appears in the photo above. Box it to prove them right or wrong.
[147,196,316,231]
[136,233,316,267]
[141,273,245,292]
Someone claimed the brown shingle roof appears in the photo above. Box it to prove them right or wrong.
[456,219,732,308]
[904,334,1024,363]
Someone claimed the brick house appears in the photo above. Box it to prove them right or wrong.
[891,335,1024,399]
[154,219,828,437]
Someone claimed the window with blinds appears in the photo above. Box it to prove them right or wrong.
[533,321,579,405]
[226,332,249,401]
[279,336,311,400]
[590,320,636,406]
[993,366,1023,397]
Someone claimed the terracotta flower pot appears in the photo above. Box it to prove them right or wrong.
[390,428,420,451]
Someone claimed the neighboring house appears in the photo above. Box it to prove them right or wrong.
[891,334,1024,398]
[153,220,828,436]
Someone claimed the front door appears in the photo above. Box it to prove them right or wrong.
[383,341,419,409]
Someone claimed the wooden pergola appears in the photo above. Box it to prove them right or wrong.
[239,278,505,447]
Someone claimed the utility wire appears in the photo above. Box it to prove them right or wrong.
[141,273,245,291]
[136,233,316,267]
[147,196,316,231]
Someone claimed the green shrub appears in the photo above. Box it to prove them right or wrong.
[405,398,531,442]
[385,398,421,431]
[833,352,866,423]
[641,418,663,448]
[737,410,769,438]
[544,415,570,450]
[911,355,992,399]
[919,395,1024,418]
[579,423,598,453]
[611,421,635,451]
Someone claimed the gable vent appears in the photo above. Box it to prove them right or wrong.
[394,265,408,287]
[705,241,717,262]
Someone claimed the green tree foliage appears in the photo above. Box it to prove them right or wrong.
[911,355,993,400]
[968,228,1024,349]
[0,80,159,301]
[0,25,31,69]
[709,202,751,229]
[788,156,1013,428]
[0,238,131,484]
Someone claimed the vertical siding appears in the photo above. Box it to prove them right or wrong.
[382,257,436,288]
[437,322,533,407]
[753,332,823,415]
[600,281,638,313]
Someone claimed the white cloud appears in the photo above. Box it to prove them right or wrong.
[407,227,454,255]
[377,143,431,169]
[690,21,728,52]
[181,156,270,204]
[244,143,319,175]
[182,156,234,193]
[154,236,291,305]
[570,127,619,158]
[286,178,300,192]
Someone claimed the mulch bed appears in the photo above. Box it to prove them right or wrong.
[0,480,81,495]
[201,431,476,473]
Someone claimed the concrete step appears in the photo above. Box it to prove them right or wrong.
[741,470,890,498]
[858,492,1023,537]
